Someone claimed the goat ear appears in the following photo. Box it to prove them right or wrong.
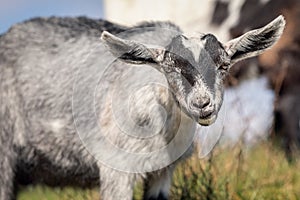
[101,31,165,64]
[224,15,286,64]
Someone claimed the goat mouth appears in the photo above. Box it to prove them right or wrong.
[198,114,216,126]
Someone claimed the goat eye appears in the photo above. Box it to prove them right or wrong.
[218,61,230,71]
[218,65,228,71]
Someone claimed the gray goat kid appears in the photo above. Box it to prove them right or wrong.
[0,15,285,200]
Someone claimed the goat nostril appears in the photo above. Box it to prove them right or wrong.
[192,98,210,109]
[202,100,210,108]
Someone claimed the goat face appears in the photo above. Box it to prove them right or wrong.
[101,15,285,126]
[159,33,229,126]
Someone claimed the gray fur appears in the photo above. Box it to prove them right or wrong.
[0,16,284,200]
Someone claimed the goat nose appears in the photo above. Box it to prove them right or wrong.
[192,96,210,109]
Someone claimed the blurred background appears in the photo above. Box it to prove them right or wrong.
[3,0,300,199]
[0,0,104,34]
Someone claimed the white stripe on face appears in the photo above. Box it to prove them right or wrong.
[181,37,205,63]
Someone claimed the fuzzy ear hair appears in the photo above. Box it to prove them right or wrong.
[224,15,286,64]
[101,31,165,64]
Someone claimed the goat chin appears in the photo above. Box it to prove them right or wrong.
[198,115,217,126]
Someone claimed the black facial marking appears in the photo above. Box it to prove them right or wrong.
[202,34,224,65]
[166,35,197,66]
[164,34,224,93]
[198,50,216,92]
[201,34,225,90]
[171,53,197,86]
[165,36,200,86]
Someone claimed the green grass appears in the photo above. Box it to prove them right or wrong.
[18,186,98,200]
[18,142,300,200]
[170,142,300,200]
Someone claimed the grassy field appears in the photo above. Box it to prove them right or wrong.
[18,142,300,200]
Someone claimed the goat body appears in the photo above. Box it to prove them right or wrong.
[0,16,285,200]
